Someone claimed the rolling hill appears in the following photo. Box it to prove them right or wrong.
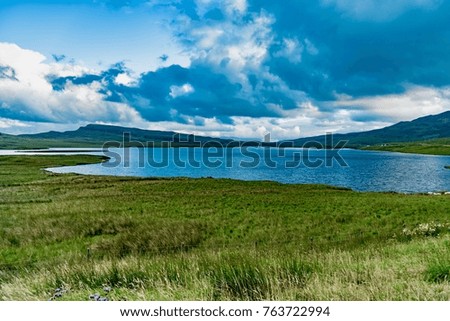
[19,124,239,146]
[1,111,449,150]
[287,111,450,148]
[0,124,247,149]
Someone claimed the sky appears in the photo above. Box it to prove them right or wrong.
[1,0,450,139]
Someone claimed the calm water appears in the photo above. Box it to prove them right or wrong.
[38,147,450,193]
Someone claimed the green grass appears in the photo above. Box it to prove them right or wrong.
[0,134,102,149]
[362,138,450,155]
[0,155,449,300]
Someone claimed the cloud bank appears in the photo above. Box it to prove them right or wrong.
[1,0,450,139]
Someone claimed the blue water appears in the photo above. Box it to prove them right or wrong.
[42,147,450,193]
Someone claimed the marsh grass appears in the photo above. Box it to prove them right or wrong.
[2,239,449,301]
[94,221,206,258]
[425,247,450,284]
[426,263,450,283]
[0,155,449,300]
[362,138,450,156]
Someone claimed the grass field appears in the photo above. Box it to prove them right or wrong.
[362,138,450,156]
[0,134,98,150]
[0,155,449,300]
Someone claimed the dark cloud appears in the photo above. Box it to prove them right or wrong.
[159,54,169,62]
[171,0,199,20]
[203,7,225,21]
[49,74,102,91]
[161,0,450,119]
[52,54,66,62]
[251,0,450,100]
[349,111,394,123]
[48,62,126,91]
[48,62,283,123]
[0,101,50,122]
[38,1,450,127]
[0,65,17,81]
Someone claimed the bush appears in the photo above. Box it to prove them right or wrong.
[425,262,450,283]
[402,222,449,239]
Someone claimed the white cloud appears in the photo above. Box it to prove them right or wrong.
[176,2,274,84]
[131,98,390,140]
[187,9,274,76]
[330,85,450,122]
[2,85,446,139]
[169,83,195,98]
[0,117,29,129]
[191,27,224,49]
[273,38,303,63]
[1,27,448,140]
[115,73,137,86]
[304,39,319,55]
[173,3,318,118]
[272,38,318,64]
[0,42,144,124]
[224,0,248,16]
[174,5,294,112]
[0,118,81,135]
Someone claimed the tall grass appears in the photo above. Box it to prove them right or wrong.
[2,238,449,301]
[0,155,449,300]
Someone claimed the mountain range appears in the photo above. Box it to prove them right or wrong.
[289,110,450,147]
[0,111,449,149]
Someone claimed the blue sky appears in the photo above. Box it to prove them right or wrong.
[0,0,449,139]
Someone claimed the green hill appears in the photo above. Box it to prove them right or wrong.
[361,137,450,156]
[1,124,245,149]
[1,111,450,151]
[288,111,450,148]
[19,124,240,146]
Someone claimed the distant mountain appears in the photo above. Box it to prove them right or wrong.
[15,124,246,148]
[287,111,450,148]
[1,111,449,149]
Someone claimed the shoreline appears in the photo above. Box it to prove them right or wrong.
[2,153,448,194]
[40,154,448,195]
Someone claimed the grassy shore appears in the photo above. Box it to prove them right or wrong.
[361,138,450,156]
[0,134,99,150]
[0,155,449,300]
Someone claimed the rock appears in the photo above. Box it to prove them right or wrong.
[103,286,111,293]
[89,293,100,300]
